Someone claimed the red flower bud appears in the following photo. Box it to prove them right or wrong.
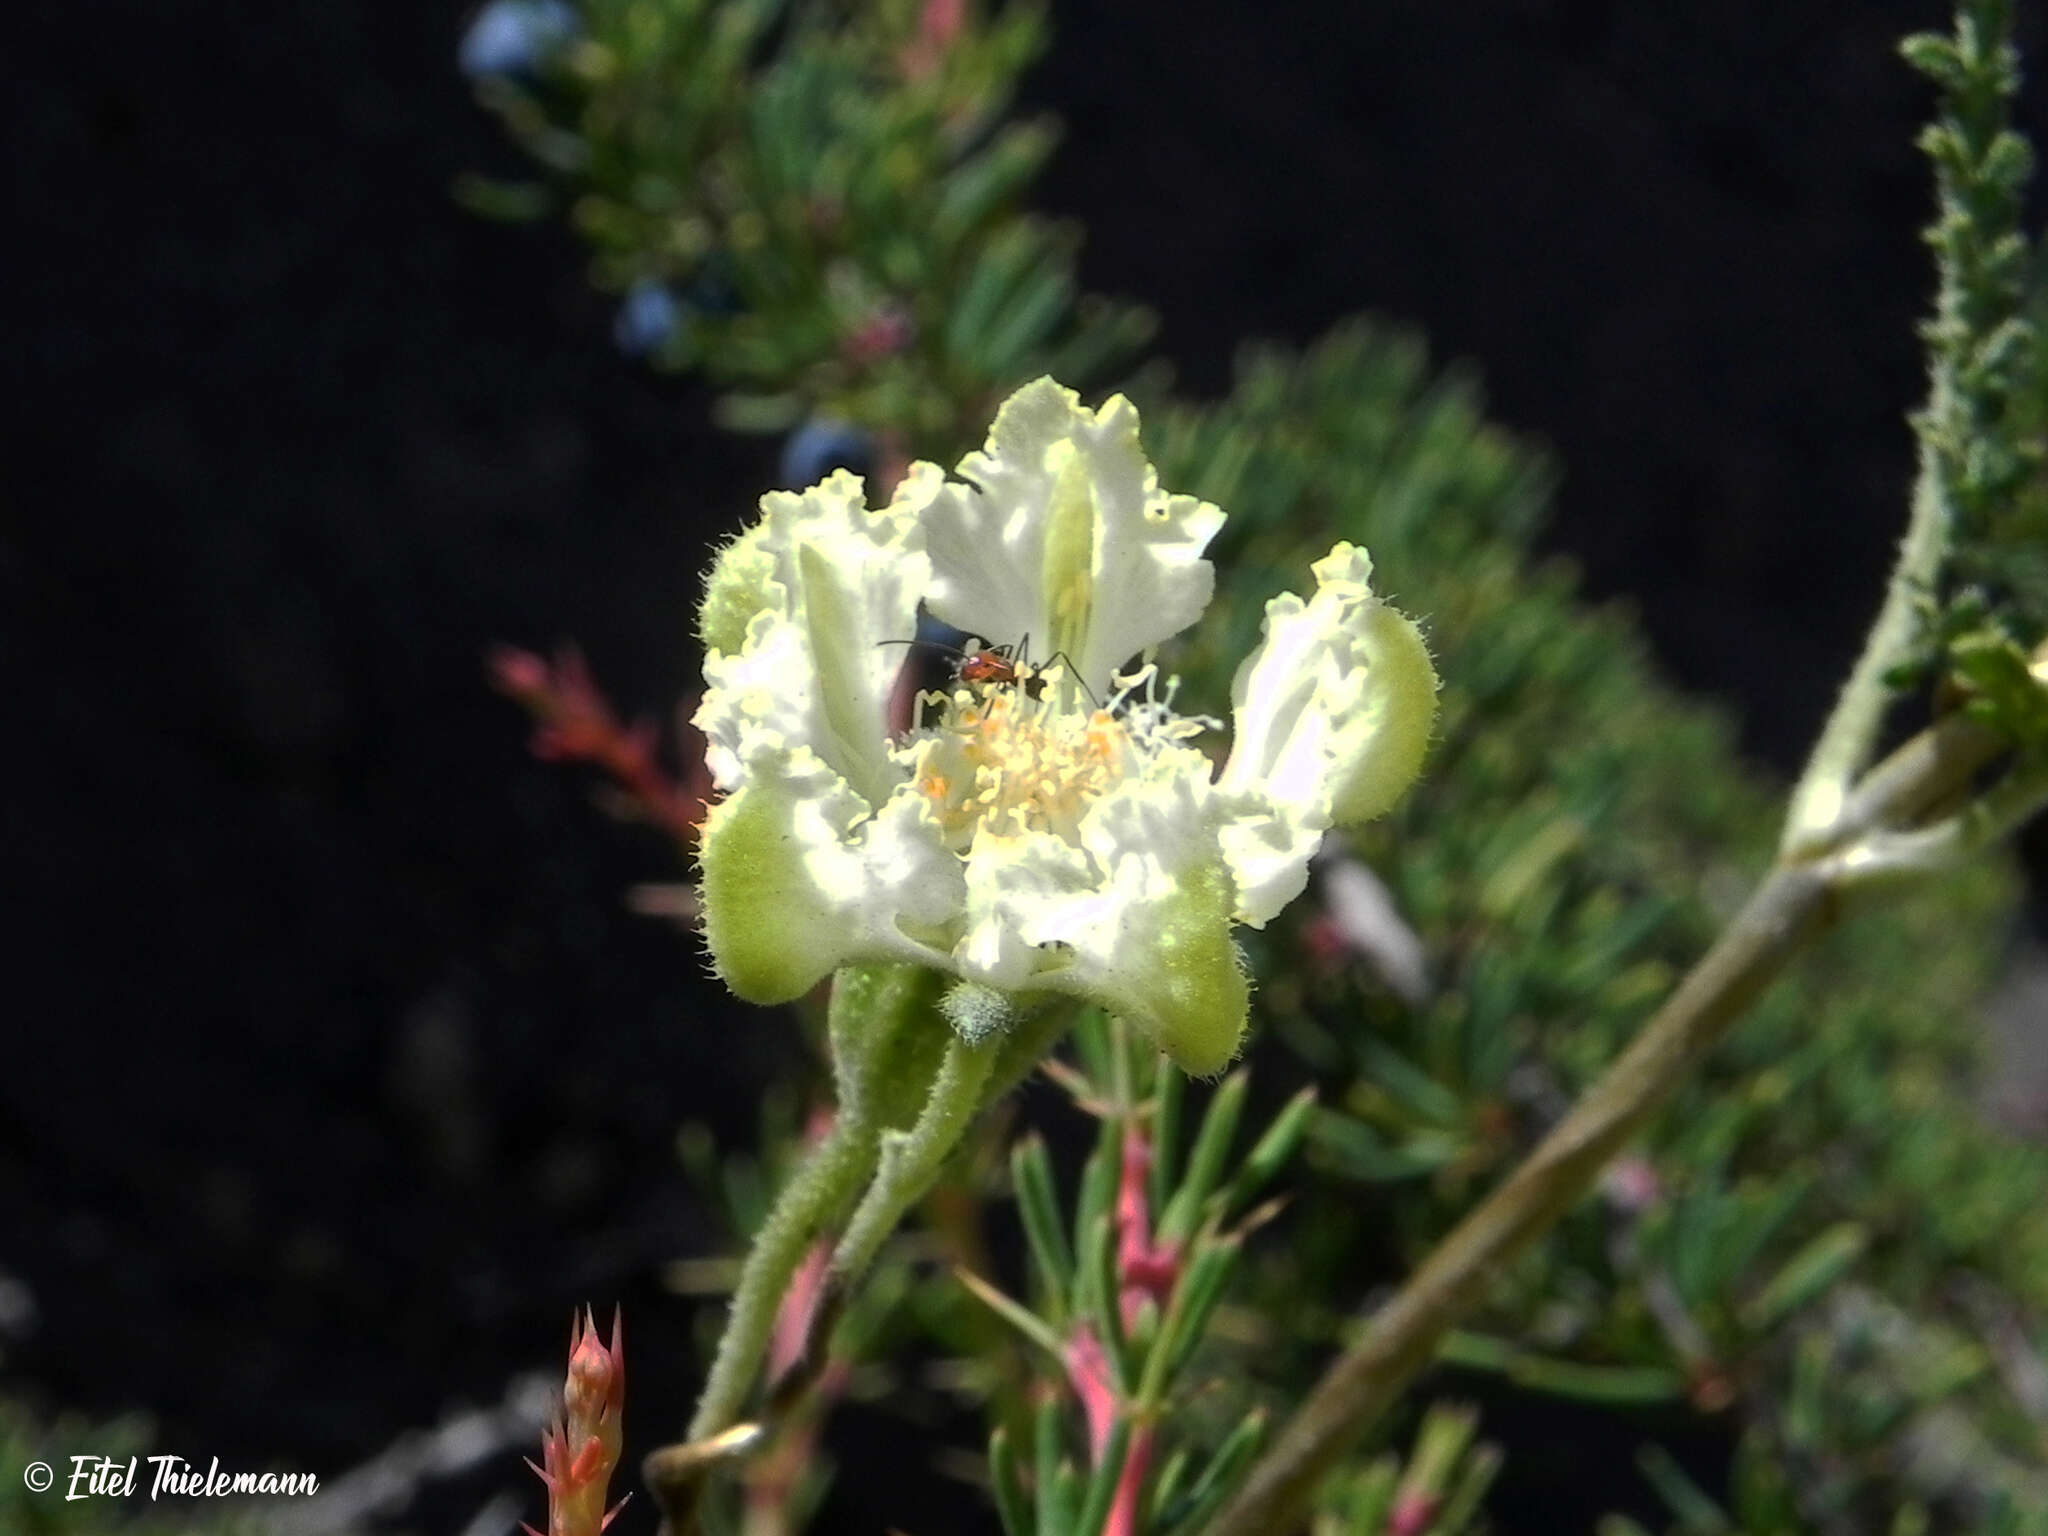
[526,1309,629,1536]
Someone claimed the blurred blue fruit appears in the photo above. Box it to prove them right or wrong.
[612,281,684,357]
[779,418,875,488]
[458,0,579,79]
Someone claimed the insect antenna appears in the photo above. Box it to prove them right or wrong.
[1028,646,1099,708]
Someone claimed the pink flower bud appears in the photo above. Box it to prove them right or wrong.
[526,1309,628,1536]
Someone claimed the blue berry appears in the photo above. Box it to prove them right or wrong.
[778,418,875,488]
[458,0,578,79]
[612,280,684,357]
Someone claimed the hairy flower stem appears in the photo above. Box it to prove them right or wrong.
[756,1000,1084,1435]
[983,1000,1087,1109]
[683,972,1079,1466]
[1782,373,1959,856]
[834,1032,1001,1282]
[688,1118,880,1444]
[829,997,1082,1287]
[685,967,942,1447]
[1785,1,2028,855]
[1206,713,2008,1536]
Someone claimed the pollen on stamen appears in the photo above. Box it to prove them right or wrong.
[893,653,1219,847]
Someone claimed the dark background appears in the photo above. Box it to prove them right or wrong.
[7,0,2042,1530]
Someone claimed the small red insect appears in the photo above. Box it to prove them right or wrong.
[955,642,1025,687]
[880,633,1095,704]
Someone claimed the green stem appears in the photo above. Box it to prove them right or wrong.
[1782,389,1958,858]
[686,964,954,1445]
[1826,744,2048,884]
[1202,715,2005,1536]
[675,983,1077,1479]
[1780,0,2017,860]
[834,1030,1002,1283]
[689,1118,879,1442]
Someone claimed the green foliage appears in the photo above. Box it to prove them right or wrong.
[468,0,1153,449]
[966,1014,1316,1536]
[974,1028,1492,1536]
[1310,1403,1500,1536]
[1896,2,2048,736]
[1613,1302,2048,1535]
[1139,321,2048,1527]
[470,0,2048,1529]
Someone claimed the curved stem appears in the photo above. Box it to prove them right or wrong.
[833,1031,1000,1284]
[763,1000,1082,1424]
[1204,714,2003,1536]
[689,1120,878,1442]
[1782,416,1956,858]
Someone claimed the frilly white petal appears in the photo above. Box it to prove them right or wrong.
[946,749,1211,996]
[697,609,812,792]
[919,379,1224,696]
[1016,756,1212,955]
[1006,756,1249,1075]
[698,744,964,1002]
[691,384,1430,1080]
[1215,542,1438,927]
[694,469,929,808]
[1215,802,1325,932]
[952,832,1098,992]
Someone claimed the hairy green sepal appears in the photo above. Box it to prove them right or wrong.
[1115,858,1249,1078]
[697,780,845,1004]
[696,522,777,656]
[1332,603,1440,827]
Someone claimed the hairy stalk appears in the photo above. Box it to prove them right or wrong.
[1785,0,2029,852]
[687,966,947,1446]
[833,1031,1002,1284]
[688,1118,880,1443]
[652,986,1075,1536]
[1205,715,2008,1536]
[685,984,1074,1453]
[1781,407,1958,855]
[832,993,1083,1294]
[756,1000,1084,1428]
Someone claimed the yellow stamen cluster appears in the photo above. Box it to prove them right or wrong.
[905,665,1213,851]
[916,683,1129,846]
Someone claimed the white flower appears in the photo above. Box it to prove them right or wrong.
[693,379,1438,1074]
